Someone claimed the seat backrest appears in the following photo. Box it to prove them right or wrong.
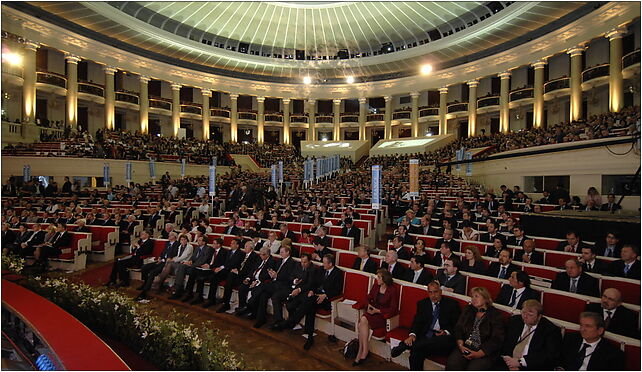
[343,271,371,301]
[329,236,352,250]
[399,285,429,329]
[152,239,167,257]
[600,277,641,304]
[541,291,589,323]
[336,251,358,269]
[466,274,502,299]
[68,233,90,250]
[461,241,490,256]
[624,343,641,371]
[534,237,563,251]
[545,250,576,269]
[522,265,561,281]
[213,225,226,234]
[300,245,315,256]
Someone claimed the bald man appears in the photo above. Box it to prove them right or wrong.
[585,288,639,339]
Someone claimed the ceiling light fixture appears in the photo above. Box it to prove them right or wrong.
[420,64,433,75]
[303,76,312,85]
[346,76,355,84]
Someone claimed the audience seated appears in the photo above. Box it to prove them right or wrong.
[495,271,540,310]
[436,257,466,295]
[352,245,378,274]
[106,230,153,287]
[606,244,641,279]
[585,288,639,339]
[551,259,601,297]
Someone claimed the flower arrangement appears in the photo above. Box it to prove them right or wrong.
[14,275,243,370]
[1,254,25,274]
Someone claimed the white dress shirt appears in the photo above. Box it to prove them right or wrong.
[517,322,538,366]
[579,339,601,370]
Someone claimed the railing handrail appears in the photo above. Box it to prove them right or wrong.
[115,90,139,97]
[544,76,570,84]
[622,49,641,59]
[149,96,172,102]
[509,87,533,93]
[582,63,610,73]
[78,81,104,88]
[477,95,500,102]
[36,70,66,79]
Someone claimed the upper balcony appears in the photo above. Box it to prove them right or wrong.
[35,71,66,95]
[543,77,570,100]
[581,63,609,90]
[340,113,359,123]
[392,110,411,120]
[509,87,533,108]
[115,91,139,107]
[77,81,104,104]
[477,96,499,114]
[149,96,172,112]
[623,49,640,79]
[447,102,468,114]
[419,108,439,117]
[211,108,231,119]
[2,64,23,86]
[180,103,202,117]
[265,113,283,123]
[367,113,384,122]
[290,114,308,124]
[316,114,333,123]
[238,111,257,121]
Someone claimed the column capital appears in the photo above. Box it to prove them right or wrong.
[201,89,212,97]
[384,95,392,102]
[531,59,547,69]
[282,98,291,105]
[567,45,585,57]
[139,75,151,83]
[410,92,420,98]
[170,83,182,91]
[498,71,511,79]
[467,79,479,88]
[23,40,40,51]
[256,96,265,103]
[229,93,239,100]
[307,98,316,104]
[358,97,367,104]
[333,99,342,105]
[605,26,628,41]
[103,66,118,75]
[64,53,82,64]
[438,86,449,94]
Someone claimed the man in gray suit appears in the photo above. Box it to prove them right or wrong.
[169,235,213,299]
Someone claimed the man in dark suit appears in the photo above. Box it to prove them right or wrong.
[147,207,162,230]
[606,244,641,280]
[38,223,72,265]
[557,312,624,371]
[403,255,433,285]
[135,232,180,300]
[435,257,466,294]
[341,218,361,246]
[486,249,520,279]
[600,193,621,212]
[411,216,433,236]
[495,271,540,309]
[507,226,528,247]
[381,249,407,280]
[106,230,154,287]
[433,228,458,252]
[277,254,344,350]
[234,247,274,316]
[268,252,316,329]
[585,288,639,339]
[513,239,543,265]
[224,218,240,236]
[556,230,589,253]
[2,223,18,254]
[551,259,600,297]
[431,242,455,268]
[499,300,562,370]
[594,231,623,258]
[10,224,33,254]
[182,238,231,304]
[352,245,378,274]
[580,246,609,274]
[216,240,260,312]
[279,224,296,242]
[480,221,505,244]
[199,238,245,307]
[390,236,412,261]
[18,223,46,257]
[391,281,461,369]
[396,224,414,246]
[168,235,214,299]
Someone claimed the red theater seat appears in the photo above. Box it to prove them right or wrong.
[541,291,589,323]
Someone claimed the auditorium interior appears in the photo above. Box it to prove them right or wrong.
[1,1,641,370]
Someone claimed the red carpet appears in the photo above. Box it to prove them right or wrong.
[74,262,113,287]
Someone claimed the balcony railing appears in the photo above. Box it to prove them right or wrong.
[149,98,171,110]
[2,64,22,78]
[290,115,308,123]
[36,71,66,89]
[180,104,202,115]
[419,108,439,117]
[340,114,359,123]
[78,82,104,97]
[544,77,570,94]
[265,114,283,122]
[509,88,534,101]
[115,91,139,105]
[447,103,468,113]
[392,111,411,120]
[316,115,333,123]
[238,112,257,120]
[367,113,384,121]
[477,96,500,108]
[582,64,609,83]
[211,108,230,118]
[623,49,640,69]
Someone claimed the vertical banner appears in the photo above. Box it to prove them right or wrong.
[125,162,132,184]
[303,159,309,186]
[103,163,110,186]
[409,159,419,198]
[271,165,278,188]
[149,158,156,182]
[336,155,340,174]
[180,158,186,179]
[208,164,216,196]
[23,165,31,182]
[278,161,284,184]
[455,148,464,171]
[371,165,382,210]
[212,156,217,167]
[324,157,330,177]
[316,158,322,182]
[465,152,473,176]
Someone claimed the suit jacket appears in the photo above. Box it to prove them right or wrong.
[246,256,274,283]
[594,242,623,258]
[606,259,641,280]
[513,250,544,266]
[51,231,72,249]
[454,305,505,357]
[431,253,455,268]
[352,257,378,274]
[160,241,180,260]
[551,272,600,297]
[582,260,609,275]
[600,202,621,212]
[433,238,458,251]
[500,315,562,370]
[2,230,17,246]
[365,282,399,318]
[480,232,506,244]
[290,264,316,293]
[223,248,245,270]
[403,268,433,285]
[381,261,407,280]
[556,240,590,253]
[409,296,461,339]
[558,333,624,371]
[238,251,260,278]
[507,235,528,247]
[148,213,162,229]
[585,303,639,339]
[486,262,520,279]
[26,230,46,247]
[190,244,214,267]
[207,247,229,268]
[341,226,361,246]
[224,225,240,236]
[494,284,540,309]
[435,270,466,294]
[13,231,32,245]
[272,256,297,285]
[312,266,344,300]
[394,247,412,261]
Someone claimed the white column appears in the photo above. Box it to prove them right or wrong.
[467,80,479,137]
[65,54,81,130]
[201,89,211,140]
[282,98,291,145]
[22,41,38,125]
[358,97,367,141]
[568,46,585,122]
[384,96,392,139]
[171,83,181,137]
[606,27,627,113]
[411,92,420,137]
[230,94,238,143]
[104,66,117,130]
[499,72,511,133]
[257,96,265,144]
[532,60,546,128]
[438,87,448,135]
[307,99,316,141]
[333,99,341,141]
[139,76,150,134]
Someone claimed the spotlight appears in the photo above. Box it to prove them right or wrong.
[303,76,312,85]
[345,76,354,84]
[420,64,433,75]
[3,52,22,66]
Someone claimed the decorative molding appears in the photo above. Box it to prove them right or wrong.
[438,87,449,94]
[531,59,548,69]
[384,96,392,102]
[567,45,586,57]
[139,75,151,83]
[358,98,367,104]
[605,26,628,41]
[229,94,239,100]
[201,89,212,97]
[64,53,81,64]
[410,92,420,98]
[333,99,342,105]
[170,83,182,91]
[256,96,265,103]
[498,71,512,79]
[103,66,118,75]
[282,98,291,105]
[467,79,479,88]
[22,40,40,51]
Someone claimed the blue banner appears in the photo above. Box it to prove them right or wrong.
[180,158,186,178]
[303,160,309,183]
[465,152,473,176]
[125,162,132,182]
[271,165,278,188]
[278,161,284,183]
[209,164,216,196]
[455,148,465,171]
[212,156,217,166]
[372,165,381,209]
[103,163,110,186]
[149,158,156,180]
[23,165,31,182]
[316,158,322,181]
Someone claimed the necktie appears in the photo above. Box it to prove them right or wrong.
[624,264,631,275]
[587,263,592,271]
[512,325,533,359]
[571,343,590,371]
[178,245,186,257]
[426,303,440,338]
[276,259,286,274]
[360,259,366,271]
[499,266,507,279]
[325,270,330,280]
[509,290,518,307]
[210,249,218,265]
[255,260,266,276]
[240,254,250,271]
[570,278,578,293]
[389,264,393,273]
[605,311,613,328]
[605,247,613,257]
